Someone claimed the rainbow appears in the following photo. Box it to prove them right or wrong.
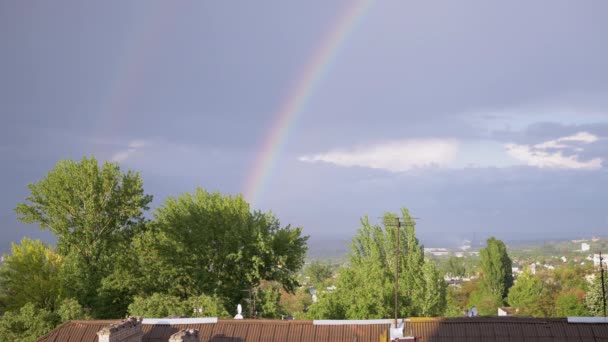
[243,0,374,206]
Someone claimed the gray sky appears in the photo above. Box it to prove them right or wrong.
[2,0,608,252]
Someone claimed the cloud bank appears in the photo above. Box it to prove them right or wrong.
[298,139,459,172]
[505,131,602,170]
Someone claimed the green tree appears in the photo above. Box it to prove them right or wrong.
[308,208,446,319]
[128,293,228,318]
[14,157,152,317]
[445,256,466,279]
[57,298,89,321]
[258,284,284,318]
[187,294,228,318]
[279,287,313,317]
[120,188,307,312]
[420,261,447,316]
[507,268,549,317]
[0,303,59,342]
[128,293,188,318]
[305,261,333,286]
[477,237,513,307]
[585,273,608,317]
[0,238,62,312]
[555,291,588,317]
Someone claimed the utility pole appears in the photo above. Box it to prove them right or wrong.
[394,218,401,327]
[383,216,419,326]
[600,252,606,318]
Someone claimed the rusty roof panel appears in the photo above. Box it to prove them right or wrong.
[39,317,608,342]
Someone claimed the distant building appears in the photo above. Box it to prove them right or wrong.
[498,307,518,316]
[581,243,590,252]
[593,254,607,268]
[561,256,567,263]
[424,248,449,256]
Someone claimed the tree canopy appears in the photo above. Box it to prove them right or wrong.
[307,208,446,319]
[0,238,62,312]
[478,237,513,305]
[110,188,308,314]
[507,268,550,317]
[585,272,608,317]
[14,157,152,315]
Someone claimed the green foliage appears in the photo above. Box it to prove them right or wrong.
[188,294,229,317]
[0,238,62,312]
[468,287,503,316]
[279,287,313,317]
[57,298,89,321]
[507,268,550,317]
[14,157,152,316]
[0,303,59,342]
[585,273,608,317]
[445,280,479,317]
[123,188,307,311]
[128,293,228,318]
[478,237,513,306]
[128,293,188,318]
[309,208,446,319]
[258,284,283,318]
[445,256,466,279]
[420,261,447,316]
[305,261,333,286]
[304,291,345,319]
[555,291,588,317]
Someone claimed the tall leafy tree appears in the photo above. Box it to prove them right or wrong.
[122,188,307,311]
[477,237,513,307]
[507,268,550,317]
[585,273,608,317]
[309,208,446,319]
[14,157,152,316]
[0,238,62,312]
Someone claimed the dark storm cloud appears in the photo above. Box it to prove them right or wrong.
[1,0,608,251]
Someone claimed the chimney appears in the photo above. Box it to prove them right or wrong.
[169,329,200,342]
[97,317,143,342]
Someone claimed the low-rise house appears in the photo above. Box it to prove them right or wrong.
[497,307,518,316]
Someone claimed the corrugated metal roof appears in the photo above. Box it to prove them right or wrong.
[405,317,608,342]
[38,319,390,342]
[38,317,608,342]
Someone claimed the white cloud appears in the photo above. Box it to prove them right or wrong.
[299,139,459,172]
[111,139,149,162]
[535,131,599,149]
[505,131,602,170]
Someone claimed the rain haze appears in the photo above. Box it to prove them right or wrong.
[2,0,608,253]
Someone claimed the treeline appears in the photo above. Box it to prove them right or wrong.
[3,157,604,341]
[442,239,608,317]
[304,210,447,319]
[0,157,308,341]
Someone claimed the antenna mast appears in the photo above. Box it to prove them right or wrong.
[394,218,401,327]
[600,252,606,318]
